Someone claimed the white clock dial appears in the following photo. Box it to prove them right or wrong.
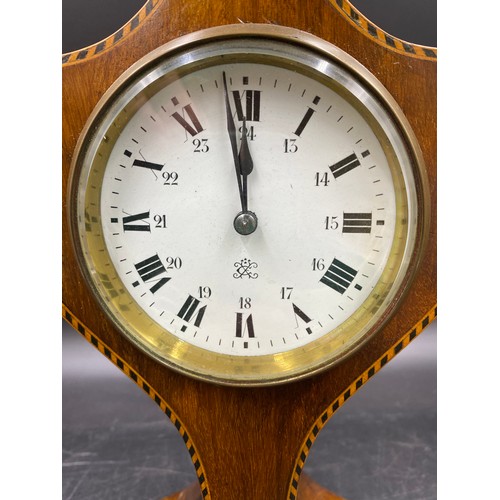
[71,25,427,384]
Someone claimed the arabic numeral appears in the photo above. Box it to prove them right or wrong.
[154,214,167,228]
[284,138,298,153]
[280,287,293,299]
[325,216,339,230]
[312,258,325,271]
[239,297,252,309]
[193,138,209,153]
[198,286,212,299]
[165,257,182,269]
[162,171,179,185]
[315,172,330,187]
[239,124,256,141]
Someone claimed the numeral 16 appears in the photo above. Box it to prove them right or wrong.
[312,258,325,271]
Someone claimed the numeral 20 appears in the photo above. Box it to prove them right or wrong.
[165,257,182,269]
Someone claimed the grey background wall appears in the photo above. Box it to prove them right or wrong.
[62,0,437,53]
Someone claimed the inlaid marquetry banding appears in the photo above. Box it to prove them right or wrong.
[62,0,436,65]
[329,0,437,60]
[62,304,211,499]
[287,304,437,500]
[63,302,436,499]
[62,0,161,65]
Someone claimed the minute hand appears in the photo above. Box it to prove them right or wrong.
[222,71,245,210]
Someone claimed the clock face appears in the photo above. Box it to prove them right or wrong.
[70,25,428,385]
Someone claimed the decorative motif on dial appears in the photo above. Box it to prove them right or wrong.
[71,25,428,385]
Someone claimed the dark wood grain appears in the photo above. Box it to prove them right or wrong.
[62,1,436,498]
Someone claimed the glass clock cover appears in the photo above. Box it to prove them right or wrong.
[70,24,429,385]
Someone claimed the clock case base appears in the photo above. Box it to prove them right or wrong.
[165,475,344,499]
[62,0,436,498]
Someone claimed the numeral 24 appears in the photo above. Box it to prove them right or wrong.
[239,125,256,141]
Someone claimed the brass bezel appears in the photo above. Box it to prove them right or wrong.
[68,24,430,386]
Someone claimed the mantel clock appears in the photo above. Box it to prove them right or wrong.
[62,1,436,498]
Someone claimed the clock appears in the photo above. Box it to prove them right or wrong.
[62,1,436,498]
[69,23,428,386]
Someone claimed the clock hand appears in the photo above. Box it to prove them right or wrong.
[222,71,245,211]
[238,117,254,212]
[235,118,258,234]
[222,71,258,235]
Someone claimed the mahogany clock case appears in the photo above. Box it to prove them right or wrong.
[62,0,436,499]
[62,319,436,499]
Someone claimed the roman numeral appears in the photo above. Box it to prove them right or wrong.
[342,212,372,234]
[320,258,358,294]
[329,153,361,178]
[294,96,321,137]
[171,103,204,137]
[177,295,207,331]
[133,254,170,294]
[232,90,261,122]
[292,303,313,334]
[132,159,164,171]
[235,312,255,339]
[122,211,150,232]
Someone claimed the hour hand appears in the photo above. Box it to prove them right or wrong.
[238,117,254,213]
[222,72,258,235]
[238,117,253,177]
